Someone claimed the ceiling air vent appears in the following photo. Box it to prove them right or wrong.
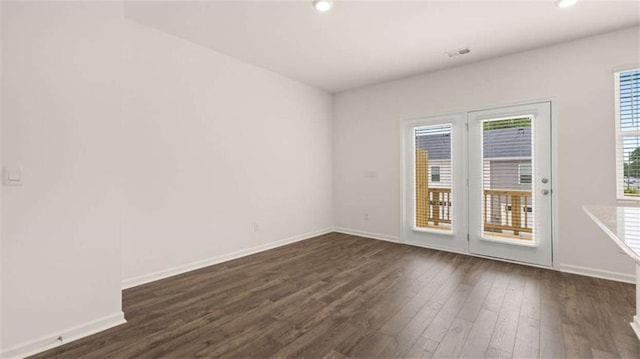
[446,47,471,58]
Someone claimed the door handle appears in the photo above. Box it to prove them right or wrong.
[541,178,549,184]
[541,189,550,195]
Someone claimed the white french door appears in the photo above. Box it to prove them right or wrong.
[468,102,552,266]
[401,113,468,252]
[402,102,553,267]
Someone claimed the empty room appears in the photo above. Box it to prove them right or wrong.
[1,0,640,358]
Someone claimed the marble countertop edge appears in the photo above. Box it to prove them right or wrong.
[583,205,640,264]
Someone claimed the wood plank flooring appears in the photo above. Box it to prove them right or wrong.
[34,233,639,358]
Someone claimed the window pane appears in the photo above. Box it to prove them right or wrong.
[617,69,640,198]
[415,124,452,231]
[481,117,534,242]
[623,135,640,197]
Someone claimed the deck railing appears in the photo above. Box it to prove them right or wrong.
[417,188,533,236]
[483,189,532,235]
[426,187,452,226]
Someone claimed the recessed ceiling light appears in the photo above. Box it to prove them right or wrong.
[313,0,333,13]
[556,0,579,8]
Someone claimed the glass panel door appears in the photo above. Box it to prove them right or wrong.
[402,113,467,252]
[468,102,552,267]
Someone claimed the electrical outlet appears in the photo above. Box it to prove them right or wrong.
[253,223,260,232]
[363,213,369,221]
[3,167,22,186]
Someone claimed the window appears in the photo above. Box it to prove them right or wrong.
[615,69,640,199]
[414,124,452,231]
[518,163,532,184]
[431,166,441,182]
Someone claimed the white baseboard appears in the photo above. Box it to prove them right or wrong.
[333,227,400,243]
[0,312,126,359]
[556,263,635,284]
[334,227,636,284]
[122,227,335,289]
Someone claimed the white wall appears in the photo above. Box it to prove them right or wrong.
[0,1,333,356]
[120,18,334,284]
[334,26,640,281]
[1,2,126,355]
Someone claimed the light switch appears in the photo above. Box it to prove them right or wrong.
[4,167,22,186]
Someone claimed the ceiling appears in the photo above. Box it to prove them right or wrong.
[124,1,640,93]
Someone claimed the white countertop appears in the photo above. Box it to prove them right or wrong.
[583,205,640,264]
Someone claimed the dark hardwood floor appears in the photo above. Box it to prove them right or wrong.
[34,233,639,358]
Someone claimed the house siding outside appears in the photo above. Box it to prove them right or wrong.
[417,125,532,190]
[487,159,532,190]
